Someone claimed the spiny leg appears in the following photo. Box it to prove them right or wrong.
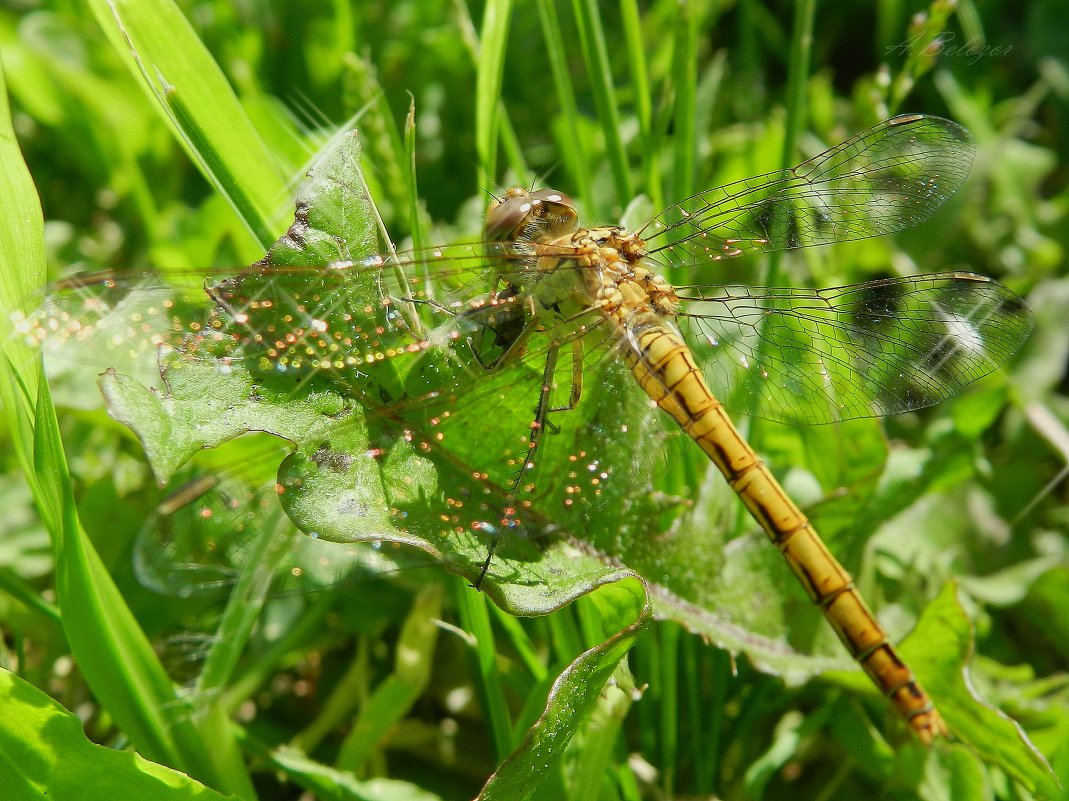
[555,338,584,411]
[473,338,585,588]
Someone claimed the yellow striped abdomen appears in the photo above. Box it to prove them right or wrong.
[621,319,947,744]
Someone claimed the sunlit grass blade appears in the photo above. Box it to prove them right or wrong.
[669,4,699,204]
[536,0,593,203]
[570,0,632,209]
[620,0,652,172]
[456,580,515,761]
[762,0,815,289]
[335,583,444,771]
[404,96,428,255]
[87,0,289,252]
[474,0,514,189]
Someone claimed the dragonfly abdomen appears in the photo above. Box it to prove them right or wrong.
[620,317,947,744]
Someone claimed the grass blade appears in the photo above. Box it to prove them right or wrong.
[571,0,632,208]
[475,0,515,189]
[87,0,289,251]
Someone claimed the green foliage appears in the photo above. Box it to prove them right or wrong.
[1,1,1068,799]
[0,670,239,800]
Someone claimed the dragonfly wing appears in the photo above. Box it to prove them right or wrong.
[640,115,974,267]
[133,457,442,601]
[675,273,1033,424]
[14,250,529,402]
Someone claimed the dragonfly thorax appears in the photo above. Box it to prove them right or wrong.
[520,224,681,328]
[592,253,681,322]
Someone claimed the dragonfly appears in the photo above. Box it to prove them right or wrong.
[15,113,1032,744]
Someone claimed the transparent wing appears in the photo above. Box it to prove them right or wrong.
[133,458,441,601]
[640,115,974,266]
[11,250,671,598]
[9,240,580,394]
[676,272,1033,424]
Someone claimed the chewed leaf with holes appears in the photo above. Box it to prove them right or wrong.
[94,132,647,617]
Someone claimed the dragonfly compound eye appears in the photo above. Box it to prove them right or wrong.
[484,187,580,243]
[484,192,536,242]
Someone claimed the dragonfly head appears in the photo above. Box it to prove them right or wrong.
[484,187,579,244]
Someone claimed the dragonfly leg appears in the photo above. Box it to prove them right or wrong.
[473,342,563,589]
[543,338,584,434]
[552,338,584,412]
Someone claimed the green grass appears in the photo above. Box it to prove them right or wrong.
[2,1,1068,799]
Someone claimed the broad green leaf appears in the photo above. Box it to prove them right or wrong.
[825,582,1059,795]
[898,582,1059,799]
[0,667,237,800]
[102,342,641,613]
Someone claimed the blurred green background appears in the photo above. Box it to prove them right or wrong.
[1,1,1067,799]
